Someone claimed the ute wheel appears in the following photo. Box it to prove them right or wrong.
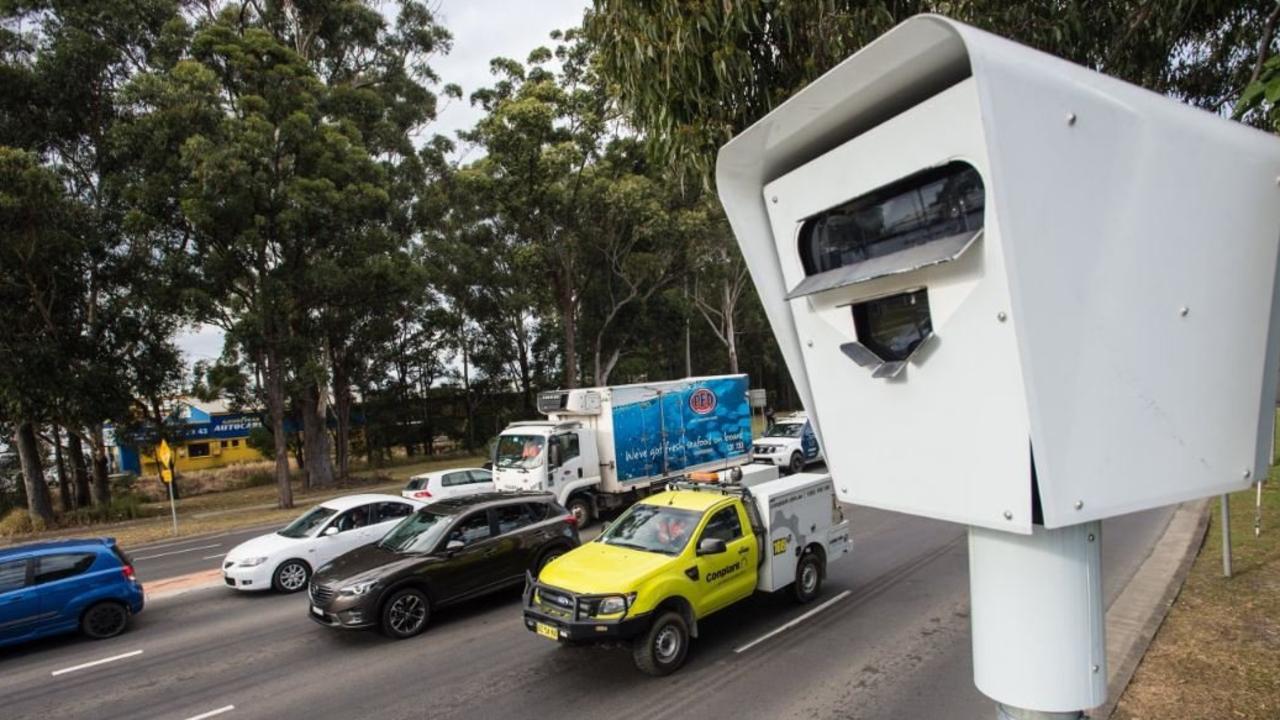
[566,497,593,528]
[632,610,690,676]
[272,559,310,593]
[793,550,823,604]
[81,601,129,640]
[381,588,431,639]
[787,451,804,475]
[535,547,566,577]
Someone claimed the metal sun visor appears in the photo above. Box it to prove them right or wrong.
[785,229,982,300]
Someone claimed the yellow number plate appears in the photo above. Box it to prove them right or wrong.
[773,537,789,555]
[536,622,560,641]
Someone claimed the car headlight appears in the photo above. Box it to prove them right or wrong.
[237,557,268,567]
[595,593,636,616]
[339,580,379,597]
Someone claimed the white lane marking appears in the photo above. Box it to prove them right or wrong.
[183,706,235,720]
[202,554,225,560]
[132,544,222,561]
[733,590,852,654]
[50,649,144,676]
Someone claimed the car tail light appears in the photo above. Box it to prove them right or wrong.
[563,514,578,528]
[122,565,136,581]
[414,490,432,499]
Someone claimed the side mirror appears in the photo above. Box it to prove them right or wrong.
[445,539,464,551]
[696,538,727,556]
[323,526,339,537]
[548,443,561,468]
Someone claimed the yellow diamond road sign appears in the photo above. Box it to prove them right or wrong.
[157,439,174,484]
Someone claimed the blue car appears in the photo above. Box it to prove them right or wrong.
[0,538,145,648]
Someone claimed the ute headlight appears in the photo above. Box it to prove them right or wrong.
[237,556,268,567]
[595,593,636,616]
[339,580,379,597]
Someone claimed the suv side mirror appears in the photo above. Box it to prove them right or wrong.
[323,526,339,537]
[445,539,464,551]
[696,538,727,556]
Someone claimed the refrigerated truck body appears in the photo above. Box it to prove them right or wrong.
[492,375,753,525]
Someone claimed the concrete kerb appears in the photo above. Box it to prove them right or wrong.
[1093,498,1212,719]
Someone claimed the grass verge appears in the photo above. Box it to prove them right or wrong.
[1112,478,1280,719]
[2,455,486,550]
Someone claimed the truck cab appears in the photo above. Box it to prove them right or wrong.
[492,421,602,524]
[522,472,850,675]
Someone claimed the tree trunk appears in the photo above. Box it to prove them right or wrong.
[53,428,71,512]
[723,282,740,375]
[680,275,691,376]
[266,349,294,509]
[16,421,54,525]
[461,332,475,451]
[67,431,91,508]
[557,276,578,389]
[301,380,335,488]
[89,424,111,507]
[332,362,352,480]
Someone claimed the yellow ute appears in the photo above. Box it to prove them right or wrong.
[522,473,850,675]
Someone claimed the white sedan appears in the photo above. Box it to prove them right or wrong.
[400,467,494,501]
[222,493,423,593]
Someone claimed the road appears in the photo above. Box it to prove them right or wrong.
[0,499,1174,720]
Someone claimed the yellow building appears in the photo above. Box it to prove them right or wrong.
[114,399,267,476]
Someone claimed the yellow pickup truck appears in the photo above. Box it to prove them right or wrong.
[522,471,850,675]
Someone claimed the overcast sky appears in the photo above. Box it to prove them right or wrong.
[177,0,591,366]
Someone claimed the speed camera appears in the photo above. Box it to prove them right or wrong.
[717,15,1280,533]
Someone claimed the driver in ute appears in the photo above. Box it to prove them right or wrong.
[655,515,691,552]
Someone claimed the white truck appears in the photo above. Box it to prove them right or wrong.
[491,375,754,526]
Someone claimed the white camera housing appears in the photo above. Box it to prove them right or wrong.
[718,15,1280,533]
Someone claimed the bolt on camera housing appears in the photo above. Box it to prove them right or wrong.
[717,14,1280,715]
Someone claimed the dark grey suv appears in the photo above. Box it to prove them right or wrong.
[308,492,578,638]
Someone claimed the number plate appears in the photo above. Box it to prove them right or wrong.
[535,622,560,641]
[311,605,325,618]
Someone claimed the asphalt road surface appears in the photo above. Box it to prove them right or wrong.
[0,498,1173,720]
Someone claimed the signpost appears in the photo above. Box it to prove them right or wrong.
[157,439,178,536]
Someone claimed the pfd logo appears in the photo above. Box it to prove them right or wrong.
[689,388,717,415]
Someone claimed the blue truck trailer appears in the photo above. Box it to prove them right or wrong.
[491,375,754,526]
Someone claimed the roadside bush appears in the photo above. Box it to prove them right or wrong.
[62,493,151,526]
[0,508,46,537]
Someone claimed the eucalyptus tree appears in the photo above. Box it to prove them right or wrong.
[461,31,611,388]
[587,0,1279,182]
[1,0,189,510]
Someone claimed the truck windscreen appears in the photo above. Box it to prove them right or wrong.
[599,504,702,556]
[495,434,545,469]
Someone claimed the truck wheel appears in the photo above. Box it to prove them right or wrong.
[792,551,823,604]
[566,497,593,528]
[787,451,804,475]
[632,611,690,676]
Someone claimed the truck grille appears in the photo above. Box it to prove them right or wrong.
[310,583,335,606]
[534,587,575,619]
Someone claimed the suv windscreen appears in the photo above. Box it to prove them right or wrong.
[379,509,453,553]
[494,435,545,469]
[598,504,702,556]
[278,506,338,538]
[765,423,804,438]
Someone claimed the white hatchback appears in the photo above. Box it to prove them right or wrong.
[401,467,494,501]
[221,493,423,593]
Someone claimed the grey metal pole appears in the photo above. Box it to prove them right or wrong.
[996,704,1082,720]
[1220,493,1232,578]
